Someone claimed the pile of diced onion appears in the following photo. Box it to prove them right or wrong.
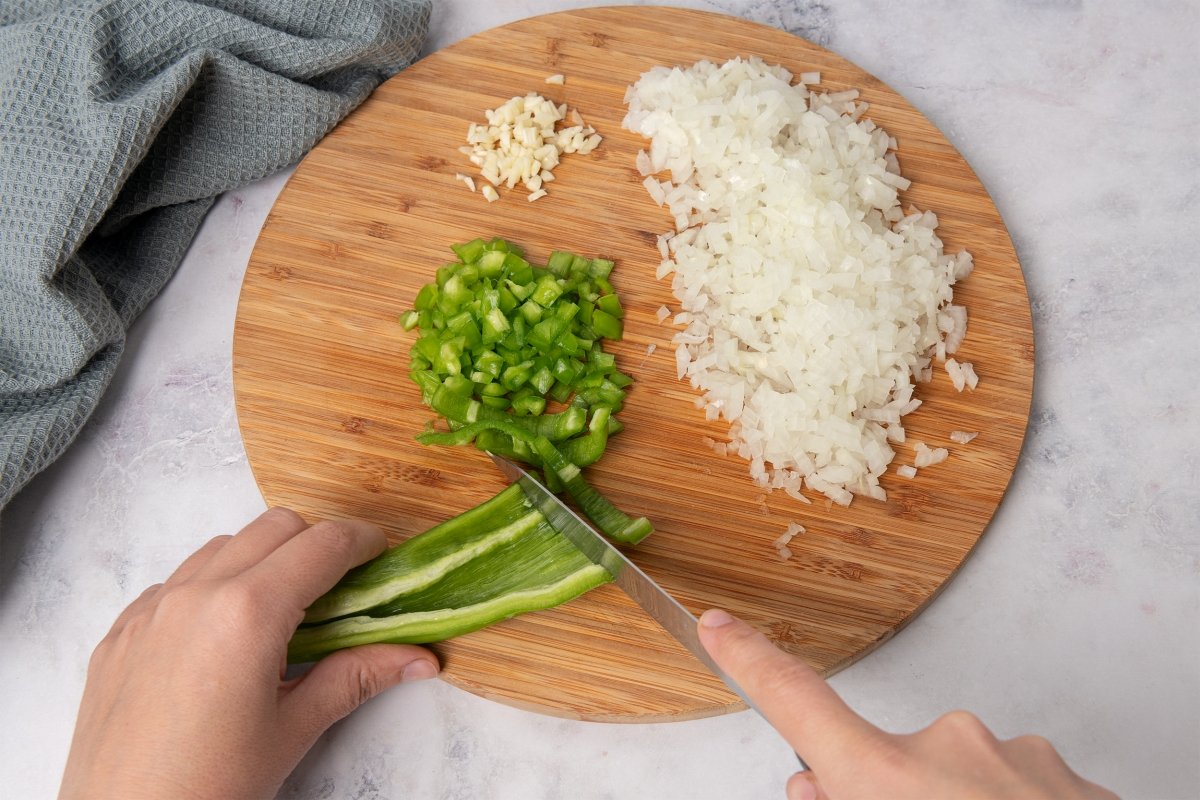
[623,57,976,505]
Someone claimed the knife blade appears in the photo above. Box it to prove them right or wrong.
[488,452,807,770]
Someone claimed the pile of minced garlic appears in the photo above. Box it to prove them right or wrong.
[457,82,601,203]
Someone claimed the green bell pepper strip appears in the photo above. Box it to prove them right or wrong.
[558,406,612,467]
[303,484,539,623]
[511,394,546,416]
[289,565,610,662]
[469,406,611,469]
[416,419,652,545]
[288,485,612,662]
[353,519,599,618]
[428,383,586,441]
[473,427,533,465]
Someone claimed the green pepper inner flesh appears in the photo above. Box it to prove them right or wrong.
[288,484,613,663]
[303,486,542,624]
[288,566,609,663]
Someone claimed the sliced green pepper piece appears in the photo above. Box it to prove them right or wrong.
[476,248,507,277]
[588,258,615,279]
[304,484,534,622]
[530,274,564,307]
[546,250,575,276]
[559,406,612,467]
[595,293,624,319]
[417,420,651,544]
[528,316,568,353]
[428,385,585,441]
[451,237,487,264]
[413,283,438,311]
[590,309,623,340]
[518,299,544,325]
[289,486,611,662]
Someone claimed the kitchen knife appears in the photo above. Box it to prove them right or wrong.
[488,452,808,771]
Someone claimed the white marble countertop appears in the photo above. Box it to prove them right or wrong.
[3,1,1198,798]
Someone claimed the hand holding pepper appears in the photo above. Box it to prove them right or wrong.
[58,508,440,800]
[698,609,1119,800]
[58,508,1121,799]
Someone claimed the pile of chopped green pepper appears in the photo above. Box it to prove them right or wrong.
[403,237,629,423]
[287,238,651,663]
[404,237,651,545]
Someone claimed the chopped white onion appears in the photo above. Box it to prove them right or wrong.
[962,361,979,390]
[773,522,806,547]
[949,430,978,444]
[636,149,652,176]
[943,304,968,354]
[643,176,666,206]
[623,57,973,504]
[946,358,966,391]
[656,233,671,259]
[946,358,977,392]
[913,441,949,468]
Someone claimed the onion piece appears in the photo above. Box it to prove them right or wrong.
[913,442,949,468]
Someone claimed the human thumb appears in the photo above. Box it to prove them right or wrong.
[282,643,439,745]
[787,770,829,800]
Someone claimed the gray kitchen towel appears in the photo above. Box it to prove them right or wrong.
[0,0,431,511]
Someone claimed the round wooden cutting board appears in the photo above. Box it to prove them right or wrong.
[233,7,1033,721]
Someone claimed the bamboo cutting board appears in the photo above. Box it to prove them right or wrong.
[233,7,1033,721]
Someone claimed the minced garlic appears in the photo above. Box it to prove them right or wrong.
[458,91,601,202]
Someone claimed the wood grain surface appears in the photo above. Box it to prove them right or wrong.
[232,7,1034,722]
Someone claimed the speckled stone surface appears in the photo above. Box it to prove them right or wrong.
[2,2,1197,798]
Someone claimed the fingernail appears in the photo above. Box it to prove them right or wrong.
[401,659,439,682]
[699,608,734,628]
[788,774,819,800]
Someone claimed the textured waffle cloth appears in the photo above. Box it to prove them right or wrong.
[0,0,430,510]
